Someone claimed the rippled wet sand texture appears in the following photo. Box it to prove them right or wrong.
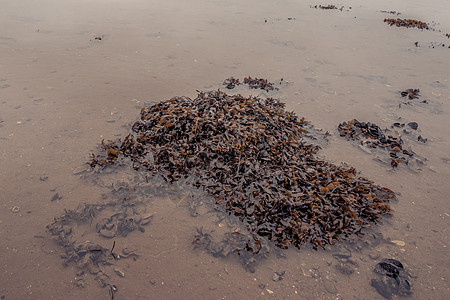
[1,0,449,299]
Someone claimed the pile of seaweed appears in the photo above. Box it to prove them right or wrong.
[90,90,395,250]
[223,76,280,92]
[384,18,429,30]
[338,119,426,168]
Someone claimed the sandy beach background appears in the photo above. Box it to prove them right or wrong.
[1,0,449,299]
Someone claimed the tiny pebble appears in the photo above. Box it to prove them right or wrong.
[114,268,125,277]
[50,193,62,202]
[391,240,406,246]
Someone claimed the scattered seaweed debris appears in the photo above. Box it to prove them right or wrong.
[371,258,413,299]
[47,198,149,295]
[400,89,420,100]
[428,41,450,49]
[384,18,429,30]
[399,89,429,106]
[310,5,349,11]
[380,10,401,16]
[90,90,395,250]
[223,77,240,89]
[223,77,280,92]
[338,119,426,169]
[311,5,337,10]
[192,227,268,273]
[391,122,428,143]
[90,35,105,42]
[445,33,450,38]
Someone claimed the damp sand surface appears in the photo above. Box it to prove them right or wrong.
[1,0,449,299]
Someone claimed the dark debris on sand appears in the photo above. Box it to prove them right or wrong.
[384,18,429,30]
[371,258,413,299]
[311,5,337,10]
[47,198,148,295]
[400,89,420,100]
[223,76,280,92]
[338,119,426,169]
[399,89,429,107]
[90,90,395,250]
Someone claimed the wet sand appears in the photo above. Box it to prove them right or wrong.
[1,0,449,299]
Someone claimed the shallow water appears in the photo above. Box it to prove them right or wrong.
[1,0,449,299]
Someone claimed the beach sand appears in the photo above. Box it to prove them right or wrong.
[0,0,449,299]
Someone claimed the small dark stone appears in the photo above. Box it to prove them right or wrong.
[50,193,62,202]
[417,135,427,143]
[407,122,418,130]
[272,271,285,281]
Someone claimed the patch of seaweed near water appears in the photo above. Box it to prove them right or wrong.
[337,119,424,169]
[90,90,395,250]
[47,196,151,296]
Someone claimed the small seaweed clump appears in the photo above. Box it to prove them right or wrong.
[91,90,394,250]
[384,18,429,30]
[400,89,420,100]
[338,119,419,168]
[223,76,279,92]
[311,5,338,10]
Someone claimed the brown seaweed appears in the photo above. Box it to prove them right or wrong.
[384,18,429,30]
[338,119,426,169]
[311,5,338,10]
[90,90,394,250]
[47,198,149,296]
[400,89,420,100]
[223,76,279,92]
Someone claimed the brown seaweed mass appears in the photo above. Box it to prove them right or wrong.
[384,18,429,30]
[90,90,394,250]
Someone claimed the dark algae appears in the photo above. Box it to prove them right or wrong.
[312,5,338,10]
[223,76,280,92]
[90,90,395,250]
[47,197,149,297]
[400,89,420,100]
[371,258,413,299]
[338,119,426,169]
[384,18,429,30]
[192,227,263,273]
[310,5,349,11]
